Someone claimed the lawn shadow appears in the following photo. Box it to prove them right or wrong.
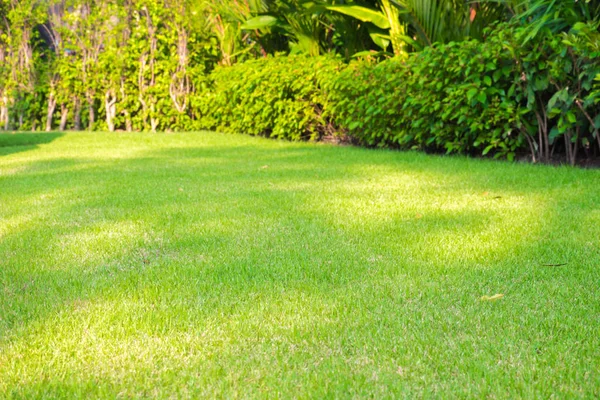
[0,132,64,157]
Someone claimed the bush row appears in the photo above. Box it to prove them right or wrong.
[193,21,600,165]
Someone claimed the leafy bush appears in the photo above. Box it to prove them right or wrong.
[194,55,345,141]
[325,21,600,163]
[482,20,600,164]
[323,59,409,147]
[325,39,524,159]
[404,39,524,159]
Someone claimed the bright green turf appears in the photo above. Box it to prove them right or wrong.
[1,131,599,398]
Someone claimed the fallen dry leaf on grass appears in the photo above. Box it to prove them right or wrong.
[481,294,504,301]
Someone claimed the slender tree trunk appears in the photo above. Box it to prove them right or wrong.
[170,26,190,113]
[1,93,9,130]
[88,106,95,130]
[535,109,550,163]
[150,102,158,132]
[573,128,579,166]
[522,129,537,163]
[119,79,132,132]
[123,110,132,132]
[105,90,117,132]
[564,131,578,167]
[138,54,149,131]
[87,95,95,131]
[46,94,57,132]
[574,100,599,152]
[0,104,6,131]
[74,98,82,131]
[139,93,148,131]
[59,104,69,131]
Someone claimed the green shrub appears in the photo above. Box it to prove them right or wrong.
[190,21,600,164]
[323,58,409,147]
[477,21,600,164]
[404,39,524,160]
[326,21,600,163]
[326,37,525,159]
[194,55,345,141]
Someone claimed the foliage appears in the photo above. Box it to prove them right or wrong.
[194,55,344,140]
[497,0,600,164]
[325,36,524,159]
[325,19,600,163]
[0,0,217,133]
[245,0,510,57]
[0,0,599,164]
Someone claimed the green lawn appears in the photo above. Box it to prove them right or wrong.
[1,132,599,398]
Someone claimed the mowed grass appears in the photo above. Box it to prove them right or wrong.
[0,131,599,398]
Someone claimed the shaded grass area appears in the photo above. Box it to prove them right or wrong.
[0,131,599,398]
[0,132,63,157]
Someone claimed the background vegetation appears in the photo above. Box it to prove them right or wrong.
[1,0,599,164]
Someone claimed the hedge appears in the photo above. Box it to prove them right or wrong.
[191,21,600,164]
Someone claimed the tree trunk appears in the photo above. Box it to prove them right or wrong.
[59,104,69,131]
[1,93,9,130]
[0,105,6,131]
[87,92,95,131]
[105,91,117,132]
[564,132,578,167]
[46,94,57,132]
[139,93,148,131]
[120,79,132,132]
[74,98,82,131]
[150,102,158,132]
[123,110,132,132]
[88,106,95,131]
